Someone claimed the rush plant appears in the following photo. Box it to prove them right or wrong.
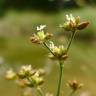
[5,14,89,96]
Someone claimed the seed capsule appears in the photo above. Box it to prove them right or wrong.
[77,21,89,30]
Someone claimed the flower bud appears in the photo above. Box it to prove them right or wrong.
[77,21,89,30]
[36,78,44,86]
[30,36,41,44]
[75,16,80,24]
[60,14,89,32]
[26,76,44,87]
[60,23,71,31]
[37,31,46,40]
[45,33,53,40]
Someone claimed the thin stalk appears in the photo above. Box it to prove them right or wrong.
[56,61,64,96]
[37,87,44,96]
[69,90,75,96]
[43,42,55,56]
[67,31,76,52]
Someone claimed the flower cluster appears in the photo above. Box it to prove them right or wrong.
[48,41,68,60]
[5,65,45,88]
[67,80,83,91]
[30,25,53,44]
[60,14,89,32]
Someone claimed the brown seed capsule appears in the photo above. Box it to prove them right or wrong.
[77,21,89,30]
[30,36,41,44]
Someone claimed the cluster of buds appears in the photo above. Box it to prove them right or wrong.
[60,14,89,32]
[30,25,53,44]
[5,65,45,88]
[48,41,68,60]
[67,80,83,91]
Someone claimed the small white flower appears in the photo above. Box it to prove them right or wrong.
[70,14,75,21]
[49,42,62,54]
[37,25,46,31]
[49,41,59,53]
[66,14,70,21]
[21,65,32,72]
[66,14,75,23]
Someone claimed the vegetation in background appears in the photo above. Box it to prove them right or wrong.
[0,0,96,15]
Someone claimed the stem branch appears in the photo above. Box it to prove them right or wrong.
[67,31,76,52]
[43,42,55,56]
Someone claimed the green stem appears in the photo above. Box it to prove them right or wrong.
[69,90,75,96]
[37,87,44,96]
[67,31,76,52]
[43,42,55,56]
[56,61,64,96]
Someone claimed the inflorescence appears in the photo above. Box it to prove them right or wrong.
[5,65,45,88]
[5,14,89,96]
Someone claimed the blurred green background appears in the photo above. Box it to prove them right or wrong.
[0,0,96,96]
